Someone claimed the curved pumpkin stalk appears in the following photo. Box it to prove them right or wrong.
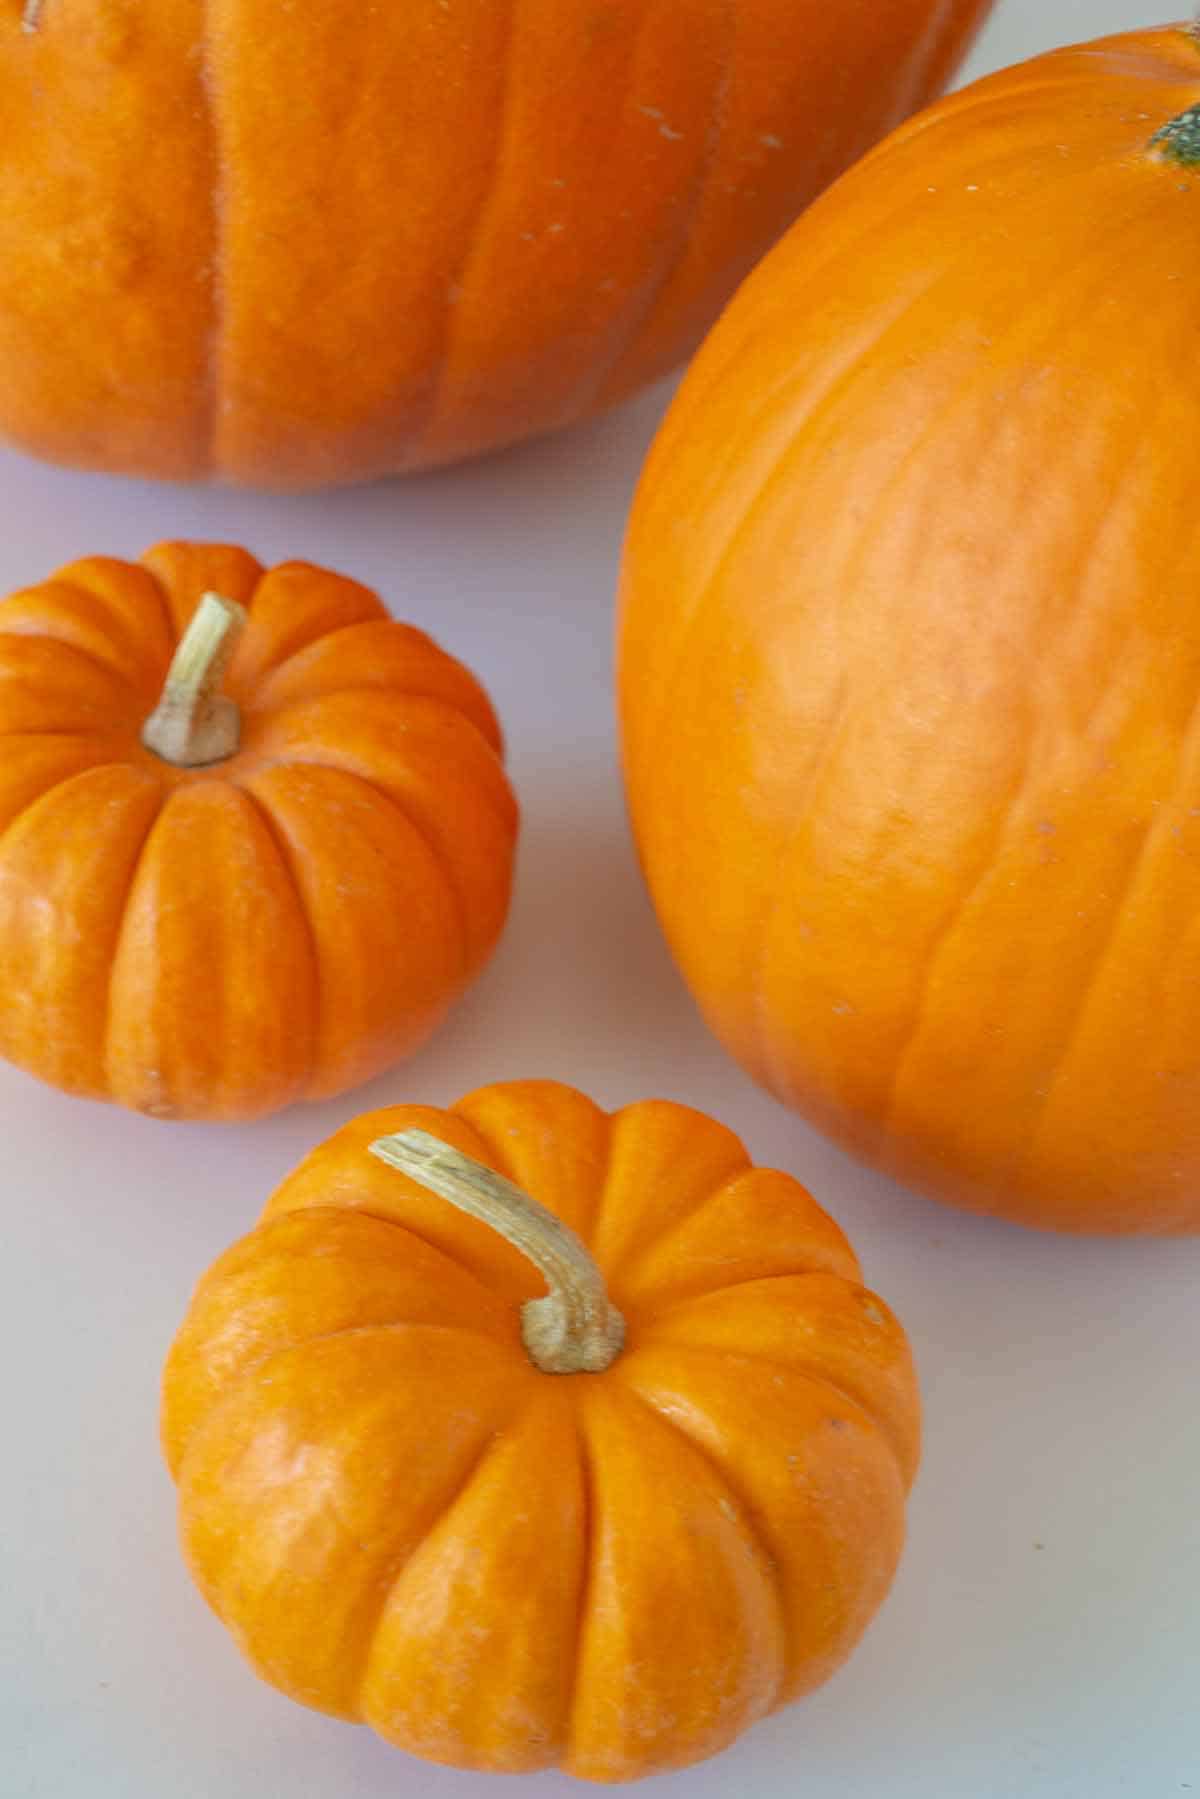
[369,1129,627,1374]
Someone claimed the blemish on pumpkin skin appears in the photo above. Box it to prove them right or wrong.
[50,219,150,290]
[636,105,683,142]
[584,6,622,47]
[93,4,140,62]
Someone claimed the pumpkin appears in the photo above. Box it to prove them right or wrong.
[1,0,991,488]
[0,542,516,1119]
[618,23,1200,1236]
[162,1078,919,1782]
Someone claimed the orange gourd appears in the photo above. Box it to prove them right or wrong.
[162,1079,919,1782]
[1,1,989,488]
[0,542,516,1119]
[619,24,1200,1236]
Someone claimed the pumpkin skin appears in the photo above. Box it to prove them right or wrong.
[619,25,1200,1237]
[162,1079,920,1782]
[0,542,516,1120]
[0,0,990,489]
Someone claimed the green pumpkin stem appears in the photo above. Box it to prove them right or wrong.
[1150,100,1200,167]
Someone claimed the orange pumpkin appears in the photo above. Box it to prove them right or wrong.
[0,542,516,1119]
[162,1079,919,1782]
[619,24,1200,1236]
[1,1,990,487]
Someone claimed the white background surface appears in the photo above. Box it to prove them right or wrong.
[3,4,1196,1796]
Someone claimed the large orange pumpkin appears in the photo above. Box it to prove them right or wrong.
[162,1079,919,1782]
[1,0,989,487]
[0,542,516,1119]
[619,24,1200,1236]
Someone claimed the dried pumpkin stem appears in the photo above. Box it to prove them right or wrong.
[369,1129,626,1375]
[141,593,247,768]
[22,0,43,31]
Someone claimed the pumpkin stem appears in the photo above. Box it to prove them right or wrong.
[1152,97,1200,166]
[369,1129,627,1375]
[141,593,247,769]
[22,0,42,31]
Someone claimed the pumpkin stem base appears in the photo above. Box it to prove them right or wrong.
[141,593,247,769]
[1151,99,1200,166]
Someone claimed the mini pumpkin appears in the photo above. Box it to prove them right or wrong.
[1,1,989,487]
[619,23,1200,1235]
[0,542,516,1119]
[162,1079,919,1782]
